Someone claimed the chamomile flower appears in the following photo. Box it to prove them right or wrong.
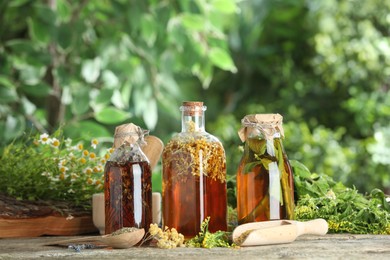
[41,171,51,177]
[84,167,93,175]
[59,165,68,173]
[89,152,97,160]
[51,138,60,148]
[58,159,67,167]
[93,166,102,173]
[64,138,72,147]
[91,139,99,149]
[76,143,84,151]
[79,157,87,164]
[39,133,51,144]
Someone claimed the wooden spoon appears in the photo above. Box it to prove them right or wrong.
[44,228,145,249]
[233,219,328,246]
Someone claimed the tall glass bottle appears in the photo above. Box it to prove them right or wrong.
[162,101,227,237]
[104,123,152,235]
[236,114,294,224]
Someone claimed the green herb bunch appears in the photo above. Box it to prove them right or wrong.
[0,131,112,208]
[292,160,390,234]
[186,217,234,248]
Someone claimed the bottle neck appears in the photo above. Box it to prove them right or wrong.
[181,112,205,132]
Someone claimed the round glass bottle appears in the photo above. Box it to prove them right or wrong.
[162,101,227,237]
[104,123,152,235]
[236,114,294,224]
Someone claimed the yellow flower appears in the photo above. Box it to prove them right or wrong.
[39,133,50,144]
[79,157,87,164]
[89,152,97,160]
[91,139,99,149]
[83,150,89,156]
[77,143,84,150]
[93,166,102,173]
[84,167,93,175]
[59,165,68,173]
[104,153,111,160]
[58,159,67,166]
[59,173,66,180]
[51,138,60,148]
[87,178,93,185]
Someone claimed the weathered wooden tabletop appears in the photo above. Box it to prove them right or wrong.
[0,234,389,259]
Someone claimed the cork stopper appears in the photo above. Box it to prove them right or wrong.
[180,101,206,116]
[113,123,148,149]
[238,114,284,141]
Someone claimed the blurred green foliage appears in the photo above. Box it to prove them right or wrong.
[0,0,389,202]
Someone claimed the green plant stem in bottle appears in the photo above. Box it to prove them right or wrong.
[236,114,294,224]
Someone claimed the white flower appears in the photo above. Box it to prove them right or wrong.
[51,138,60,148]
[64,138,72,147]
[58,159,67,167]
[91,139,99,149]
[39,133,51,144]
[41,172,51,177]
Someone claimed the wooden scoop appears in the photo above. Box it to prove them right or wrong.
[44,228,145,249]
[233,219,328,247]
[142,135,164,170]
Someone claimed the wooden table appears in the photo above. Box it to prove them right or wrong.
[0,234,389,259]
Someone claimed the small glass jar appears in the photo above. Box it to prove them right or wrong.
[236,114,294,224]
[162,101,227,237]
[104,123,152,235]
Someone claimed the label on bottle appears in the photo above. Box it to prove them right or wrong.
[266,139,280,219]
[133,163,142,226]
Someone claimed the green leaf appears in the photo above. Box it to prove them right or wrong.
[290,160,312,179]
[63,120,112,140]
[57,23,73,50]
[27,17,50,45]
[143,98,158,130]
[209,47,237,73]
[56,0,72,22]
[8,0,31,7]
[0,86,18,103]
[21,96,36,115]
[102,70,119,89]
[95,107,131,124]
[243,161,261,174]
[181,13,206,31]
[211,0,237,14]
[0,76,14,88]
[95,88,114,105]
[141,14,157,47]
[81,58,101,83]
[71,89,90,115]
[18,64,46,86]
[3,115,25,141]
[20,83,51,97]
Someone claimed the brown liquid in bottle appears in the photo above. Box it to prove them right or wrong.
[236,138,294,224]
[104,160,152,234]
[162,140,227,238]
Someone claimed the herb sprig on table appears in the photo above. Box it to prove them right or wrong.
[292,160,390,234]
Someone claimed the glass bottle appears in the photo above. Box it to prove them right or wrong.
[236,114,294,224]
[104,123,152,235]
[162,101,227,238]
